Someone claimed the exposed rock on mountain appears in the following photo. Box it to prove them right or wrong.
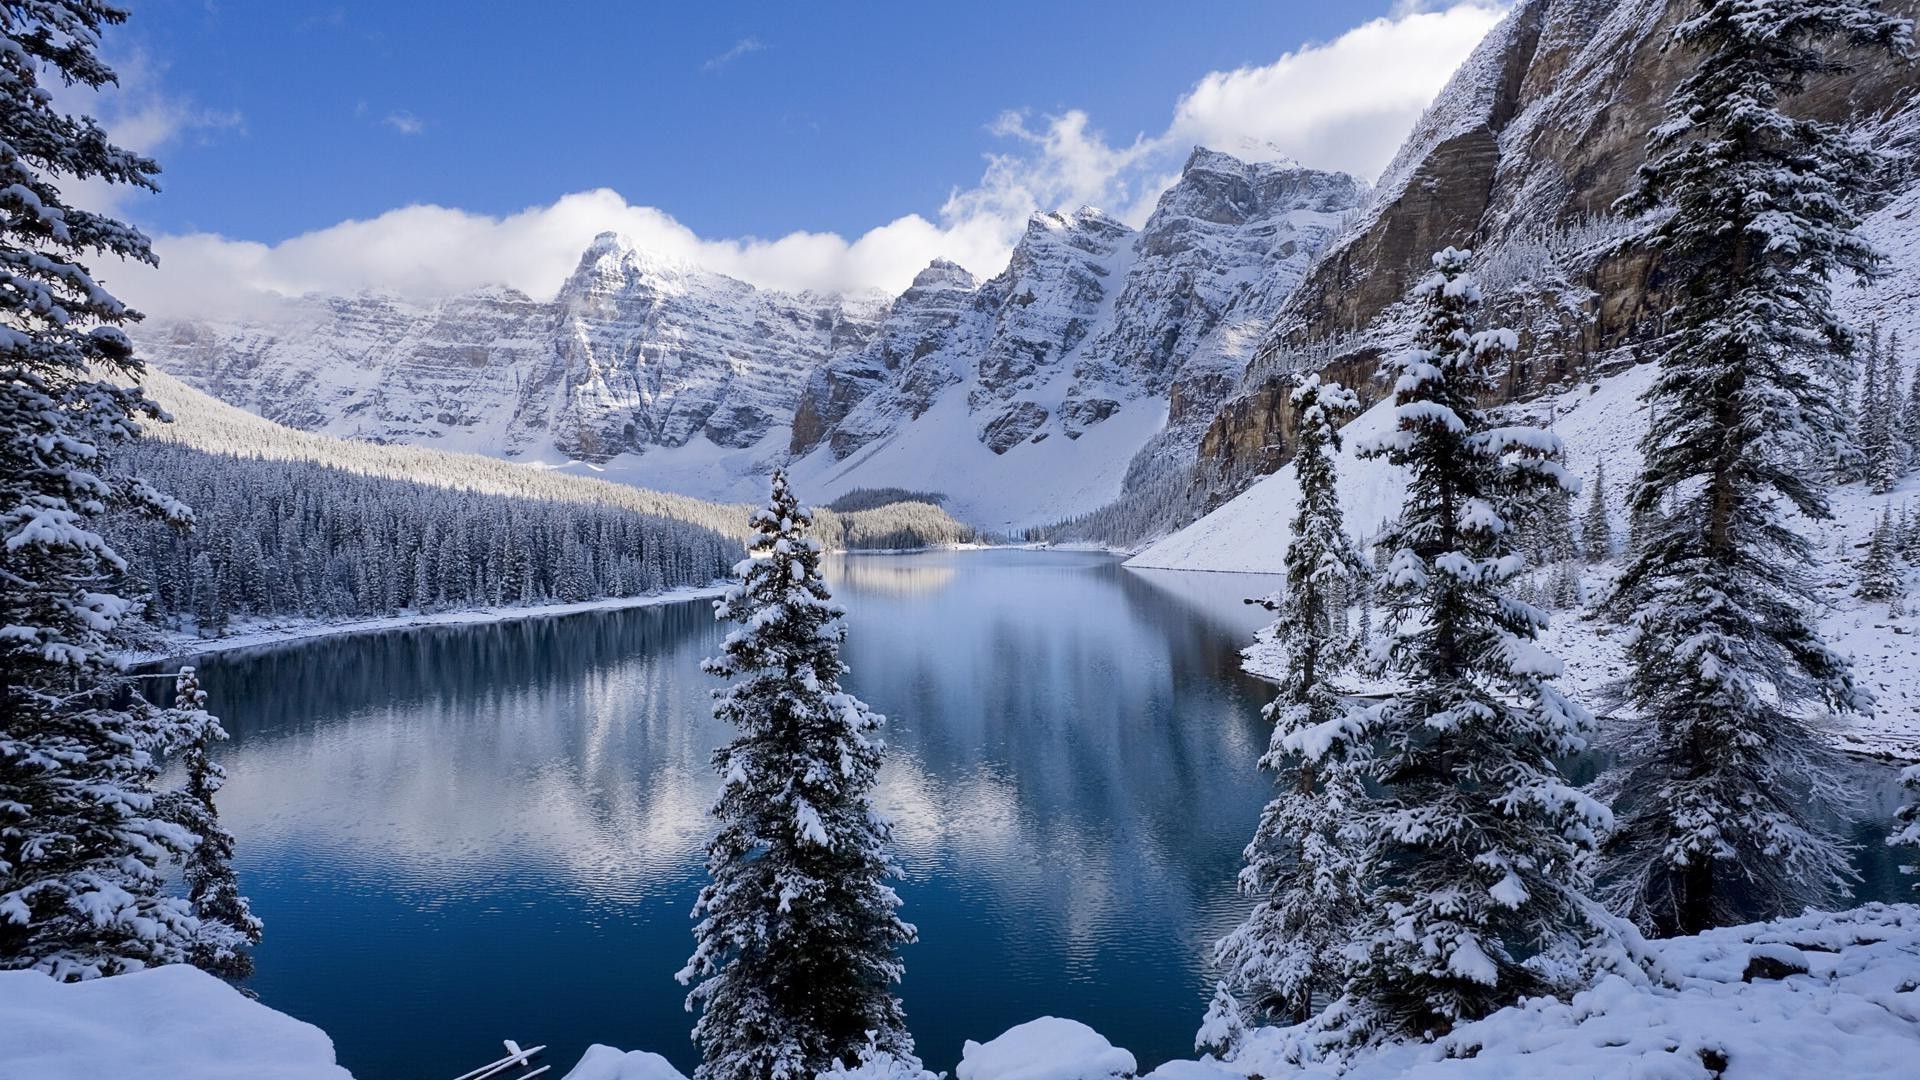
[140,233,886,466]
[1192,0,1920,500]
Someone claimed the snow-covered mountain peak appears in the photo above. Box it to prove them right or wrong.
[905,258,978,293]
[137,146,1367,528]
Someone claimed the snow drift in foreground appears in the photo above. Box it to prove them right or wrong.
[0,964,352,1079]
[8,905,1918,1080]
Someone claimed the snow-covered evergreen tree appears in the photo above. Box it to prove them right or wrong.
[1905,346,1920,457]
[161,668,261,979]
[678,472,915,1080]
[1859,327,1890,486]
[1858,507,1905,603]
[1893,765,1920,895]
[1582,464,1614,562]
[1316,249,1608,1043]
[1210,375,1368,1036]
[0,1,207,980]
[1869,332,1905,493]
[1600,0,1908,937]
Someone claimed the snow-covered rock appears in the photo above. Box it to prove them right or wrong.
[956,1018,1138,1080]
[0,964,353,1079]
[562,1046,692,1080]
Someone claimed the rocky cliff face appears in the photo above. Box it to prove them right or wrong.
[1192,0,1920,501]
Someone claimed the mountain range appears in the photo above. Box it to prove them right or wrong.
[134,0,1920,536]
[135,149,1366,530]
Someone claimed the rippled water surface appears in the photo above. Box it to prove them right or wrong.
[186,550,1295,1078]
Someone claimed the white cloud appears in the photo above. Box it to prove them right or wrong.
[116,3,1508,319]
[1164,3,1509,177]
[702,36,765,73]
[382,110,425,135]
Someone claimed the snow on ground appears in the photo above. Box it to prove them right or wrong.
[14,906,1916,1079]
[1137,360,1920,759]
[0,964,353,1079]
[956,1018,1138,1080]
[118,584,728,665]
[789,392,1169,534]
[1188,903,1920,1080]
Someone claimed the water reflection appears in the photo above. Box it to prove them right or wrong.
[183,551,1284,1079]
[173,550,1910,1080]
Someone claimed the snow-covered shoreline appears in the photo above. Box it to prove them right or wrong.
[118,584,730,665]
[11,904,1919,1080]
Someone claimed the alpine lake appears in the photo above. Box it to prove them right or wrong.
[164,549,1912,1079]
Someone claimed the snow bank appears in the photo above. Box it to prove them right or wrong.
[562,1045,691,1080]
[0,964,352,1079]
[1208,903,1920,1080]
[957,1018,1138,1080]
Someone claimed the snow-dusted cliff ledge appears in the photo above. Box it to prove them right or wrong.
[8,905,1918,1080]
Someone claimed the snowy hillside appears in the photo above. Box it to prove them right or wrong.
[1131,355,1920,758]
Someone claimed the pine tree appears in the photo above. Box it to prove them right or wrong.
[1892,765,1920,895]
[1582,464,1614,562]
[1870,333,1903,493]
[0,2,209,980]
[1860,326,1889,485]
[1320,249,1608,1043]
[1858,507,1904,603]
[163,668,261,979]
[678,472,915,1080]
[1905,348,1920,457]
[1195,982,1251,1058]
[1601,0,1907,937]
[1210,376,1368,1035]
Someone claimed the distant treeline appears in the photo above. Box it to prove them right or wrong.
[825,487,948,513]
[107,441,987,636]
[110,444,740,635]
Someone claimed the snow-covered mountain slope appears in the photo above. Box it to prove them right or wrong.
[781,152,1365,527]
[1132,354,1920,758]
[132,368,979,550]
[138,234,886,470]
[135,149,1365,528]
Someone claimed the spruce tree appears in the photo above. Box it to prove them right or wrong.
[1860,326,1889,487]
[1209,375,1368,1038]
[1858,507,1904,603]
[1870,334,1904,493]
[1905,349,1920,456]
[0,2,208,979]
[1601,0,1907,936]
[1582,464,1614,562]
[164,668,262,979]
[679,471,915,1080]
[1321,249,1608,1043]
[1893,764,1920,895]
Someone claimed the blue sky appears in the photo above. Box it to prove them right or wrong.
[98,1,1509,313]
